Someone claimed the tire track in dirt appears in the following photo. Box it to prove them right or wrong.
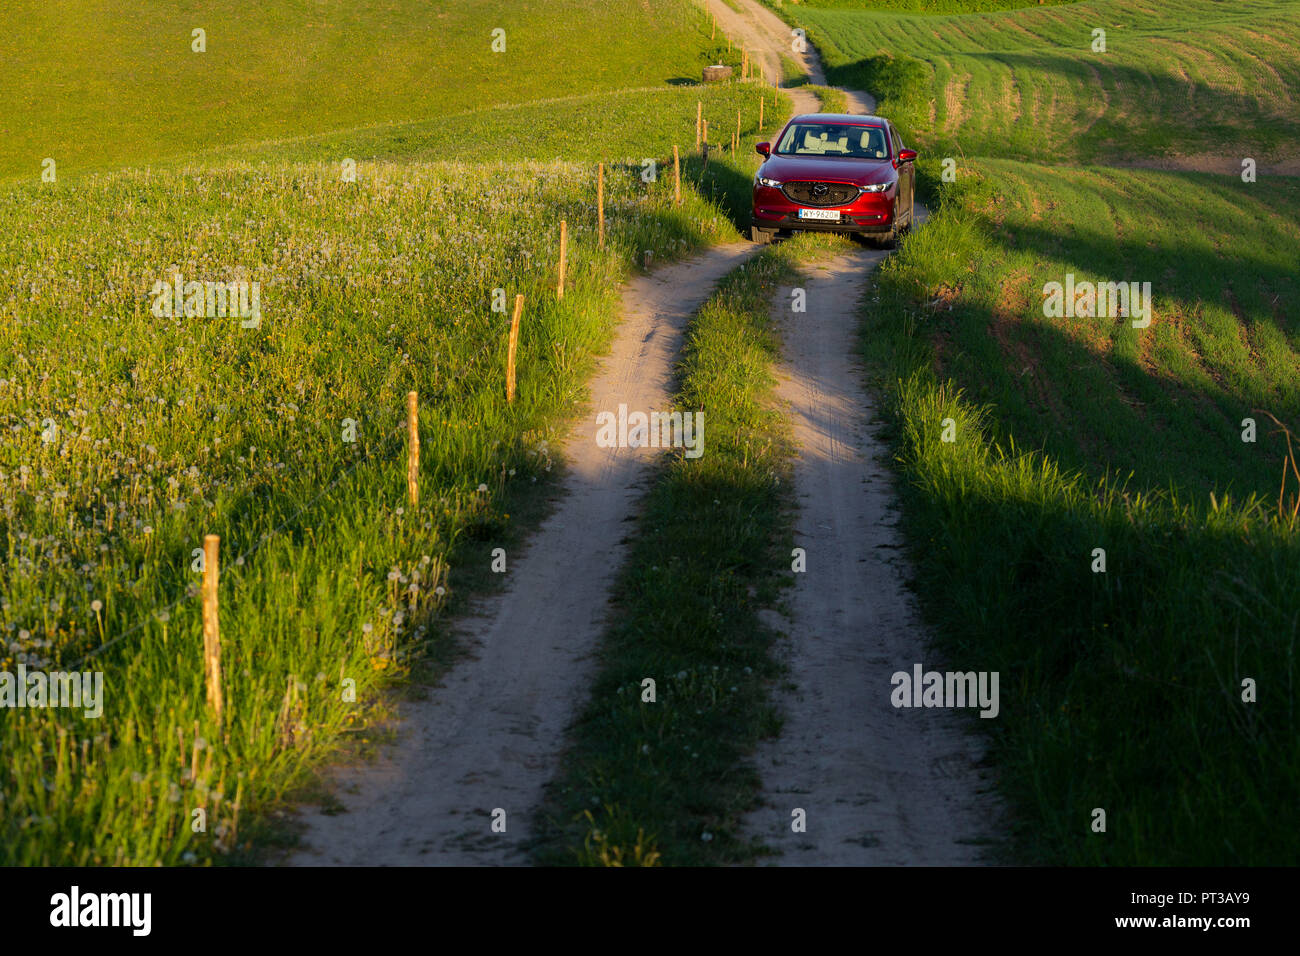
[744,245,1001,865]
[287,243,758,866]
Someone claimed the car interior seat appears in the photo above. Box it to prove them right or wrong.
[803,131,825,153]
[860,129,887,158]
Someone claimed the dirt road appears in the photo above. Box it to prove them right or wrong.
[288,243,757,865]
[289,0,994,868]
[742,244,1000,865]
[703,0,875,116]
[707,0,999,864]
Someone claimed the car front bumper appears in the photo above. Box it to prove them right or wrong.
[751,183,897,234]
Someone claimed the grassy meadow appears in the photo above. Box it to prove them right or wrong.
[3,0,743,179]
[0,157,745,865]
[0,0,792,865]
[904,161,1300,499]
[787,0,1300,167]
[189,85,776,169]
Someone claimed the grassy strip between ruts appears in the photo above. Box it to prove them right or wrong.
[858,171,1300,865]
[807,85,850,114]
[532,233,846,865]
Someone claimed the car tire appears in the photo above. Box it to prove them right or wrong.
[878,211,899,249]
[749,224,774,245]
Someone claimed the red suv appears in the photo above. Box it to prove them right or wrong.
[750,112,917,246]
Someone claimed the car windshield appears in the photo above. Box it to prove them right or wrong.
[775,123,890,159]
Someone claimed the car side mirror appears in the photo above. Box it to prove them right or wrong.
[898,148,917,164]
[756,142,771,157]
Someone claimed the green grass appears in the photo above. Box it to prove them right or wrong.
[3,0,744,180]
[787,0,1300,165]
[780,53,812,87]
[857,161,1300,865]
[185,85,773,170]
[807,85,851,113]
[533,231,855,866]
[901,158,1300,498]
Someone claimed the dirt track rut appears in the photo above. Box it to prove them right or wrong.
[741,245,1000,864]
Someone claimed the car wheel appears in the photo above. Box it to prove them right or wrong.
[878,206,900,249]
[749,224,774,245]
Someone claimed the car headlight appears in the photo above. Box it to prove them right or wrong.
[756,177,782,188]
[860,183,890,192]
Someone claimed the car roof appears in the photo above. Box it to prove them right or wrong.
[788,112,889,125]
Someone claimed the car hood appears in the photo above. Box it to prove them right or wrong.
[759,154,895,185]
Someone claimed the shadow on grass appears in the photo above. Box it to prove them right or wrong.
[961,50,1300,160]
[683,149,761,233]
[859,209,1300,863]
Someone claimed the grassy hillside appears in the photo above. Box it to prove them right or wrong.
[792,0,1300,165]
[3,0,740,179]
[907,161,1300,499]
[179,85,774,168]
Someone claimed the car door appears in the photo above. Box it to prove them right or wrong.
[890,123,913,212]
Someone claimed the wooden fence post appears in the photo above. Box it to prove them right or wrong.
[696,101,702,148]
[202,534,223,724]
[406,391,419,508]
[506,295,524,404]
[597,163,605,249]
[557,219,567,300]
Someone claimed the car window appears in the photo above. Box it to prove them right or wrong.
[775,123,890,159]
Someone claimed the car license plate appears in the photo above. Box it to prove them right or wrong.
[798,208,840,221]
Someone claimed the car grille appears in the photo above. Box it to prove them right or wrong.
[781,181,860,206]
